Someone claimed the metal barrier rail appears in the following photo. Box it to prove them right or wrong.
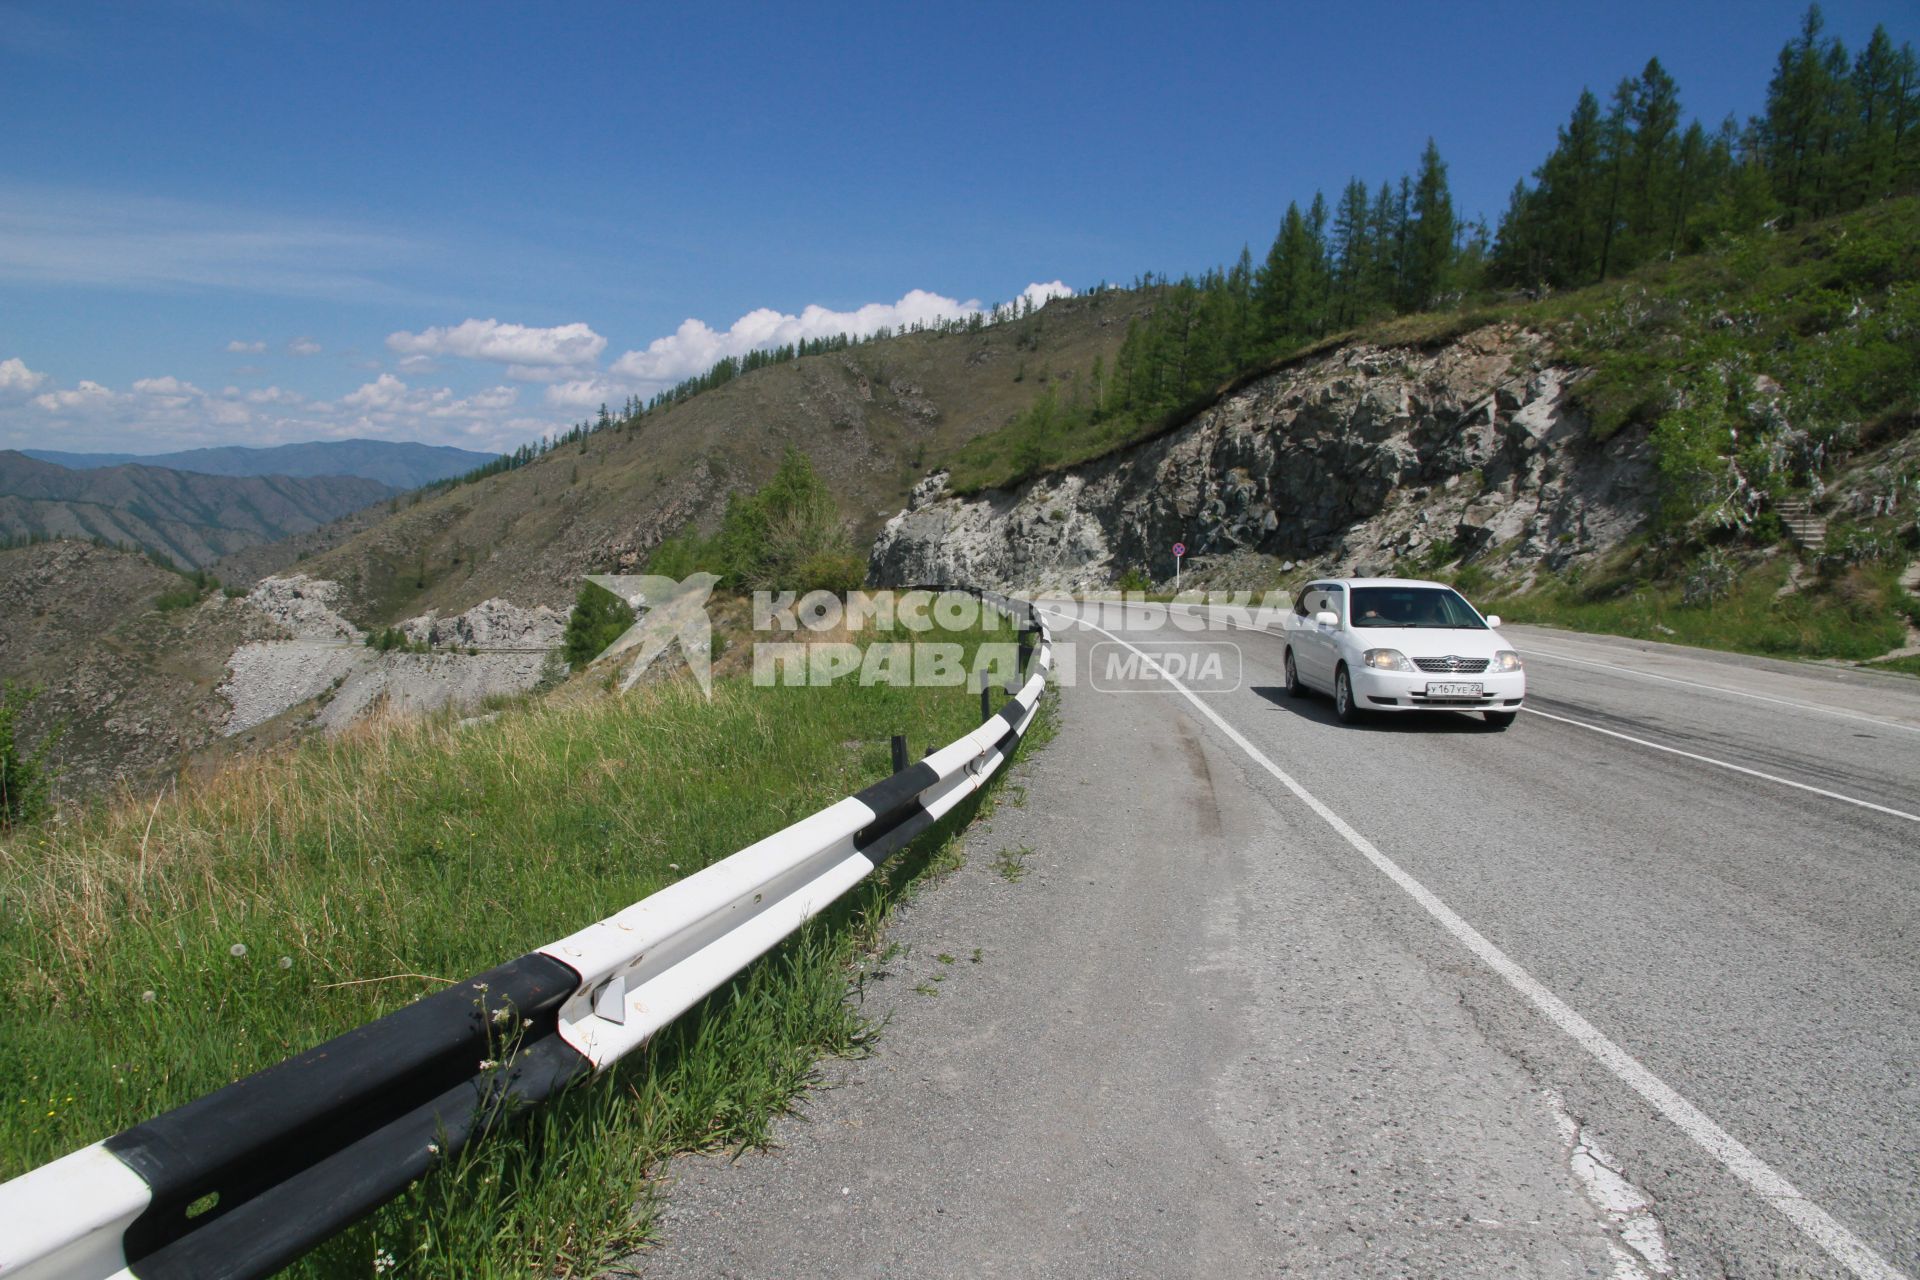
[0,590,1051,1280]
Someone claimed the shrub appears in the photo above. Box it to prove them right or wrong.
[0,684,56,829]
[562,582,636,668]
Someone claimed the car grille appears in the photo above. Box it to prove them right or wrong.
[1413,656,1489,674]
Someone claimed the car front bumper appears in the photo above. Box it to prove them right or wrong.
[1350,666,1526,712]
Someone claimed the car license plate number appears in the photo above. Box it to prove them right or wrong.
[1425,682,1483,698]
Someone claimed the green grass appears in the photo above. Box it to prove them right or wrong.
[1489,554,1914,662]
[0,617,1048,1276]
[1865,654,1920,677]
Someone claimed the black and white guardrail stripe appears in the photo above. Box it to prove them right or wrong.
[0,590,1050,1280]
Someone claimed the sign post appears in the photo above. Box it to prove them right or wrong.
[1172,541,1185,593]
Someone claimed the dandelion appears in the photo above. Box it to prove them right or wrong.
[229,943,248,958]
[278,956,293,970]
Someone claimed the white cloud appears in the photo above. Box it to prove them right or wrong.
[288,336,323,356]
[607,284,1073,389]
[544,377,625,411]
[394,353,439,374]
[132,375,204,398]
[226,339,266,353]
[0,357,47,395]
[1021,280,1074,310]
[386,318,605,369]
[33,379,116,412]
[342,373,408,411]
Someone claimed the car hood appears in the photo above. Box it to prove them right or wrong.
[1344,626,1508,656]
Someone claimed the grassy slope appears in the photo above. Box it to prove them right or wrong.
[294,294,1139,627]
[0,615,1046,1275]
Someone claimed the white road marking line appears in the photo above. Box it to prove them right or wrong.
[1520,644,1920,735]
[1042,603,1912,1280]
[1522,707,1920,824]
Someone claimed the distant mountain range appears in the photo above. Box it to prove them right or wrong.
[22,438,499,491]
[0,451,397,569]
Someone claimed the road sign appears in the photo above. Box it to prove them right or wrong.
[1172,542,1186,558]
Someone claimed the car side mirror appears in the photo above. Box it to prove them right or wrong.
[1314,610,1338,628]
[1484,614,1502,629]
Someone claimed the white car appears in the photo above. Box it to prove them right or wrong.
[1281,577,1525,728]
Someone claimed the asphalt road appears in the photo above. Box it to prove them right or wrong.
[631,604,1919,1279]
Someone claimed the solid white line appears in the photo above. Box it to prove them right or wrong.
[1520,643,1920,735]
[1041,603,1912,1280]
[1522,707,1920,824]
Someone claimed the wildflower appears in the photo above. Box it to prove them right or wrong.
[373,1247,396,1273]
[478,1059,497,1070]
[229,943,248,958]
[491,1006,511,1024]
[426,1142,440,1156]
[141,991,156,1004]
[278,956,293,970]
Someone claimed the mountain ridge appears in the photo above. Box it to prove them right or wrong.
[0,451,397,569]
[22,438,499,490]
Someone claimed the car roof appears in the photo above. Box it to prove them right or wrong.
[1309,576,1451,589]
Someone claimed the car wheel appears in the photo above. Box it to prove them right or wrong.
[1483,710,1518,730]
[1284,649,1308,698]
[1334,665,1362,724]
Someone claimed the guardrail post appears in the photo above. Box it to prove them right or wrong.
[980,675,992,724]
[890,734,908,774]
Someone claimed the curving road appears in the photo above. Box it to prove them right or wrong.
[633,602,1919,1279]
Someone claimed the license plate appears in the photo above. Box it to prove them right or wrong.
[1425,682,1483,698]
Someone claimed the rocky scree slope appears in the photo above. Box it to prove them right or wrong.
[0,541,285,794]
[870,325,1653,591]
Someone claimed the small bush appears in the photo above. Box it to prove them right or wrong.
[0,684,56,829]
[154,568,219,612]
[562,583,636,668]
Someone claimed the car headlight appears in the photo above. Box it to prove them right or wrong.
[1490,650,1523,672]
[1362,648,1415,672]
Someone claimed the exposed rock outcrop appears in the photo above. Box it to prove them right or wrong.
[870,326,1656,590]
[220,577,565,736]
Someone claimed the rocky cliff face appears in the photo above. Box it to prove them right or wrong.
[870,326,1655,590]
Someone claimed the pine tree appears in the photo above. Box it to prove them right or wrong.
[1624,59,1683,262]
[1330,179,1373,325]
[1403,139,1456,310]
[1596,78,1634,280]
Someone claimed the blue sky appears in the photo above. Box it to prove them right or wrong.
[1,0,1912,456]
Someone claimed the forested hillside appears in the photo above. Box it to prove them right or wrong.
[945,5,1919,496]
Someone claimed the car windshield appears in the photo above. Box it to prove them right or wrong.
[1348,586,1487,629]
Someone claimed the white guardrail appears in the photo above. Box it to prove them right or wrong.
[0,588,1051,1280]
